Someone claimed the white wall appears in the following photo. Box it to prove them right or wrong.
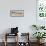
[0,0,36,42]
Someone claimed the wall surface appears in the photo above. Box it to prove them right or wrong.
[0,0,36,42]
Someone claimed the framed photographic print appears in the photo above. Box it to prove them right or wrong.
[10,10,24,17]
